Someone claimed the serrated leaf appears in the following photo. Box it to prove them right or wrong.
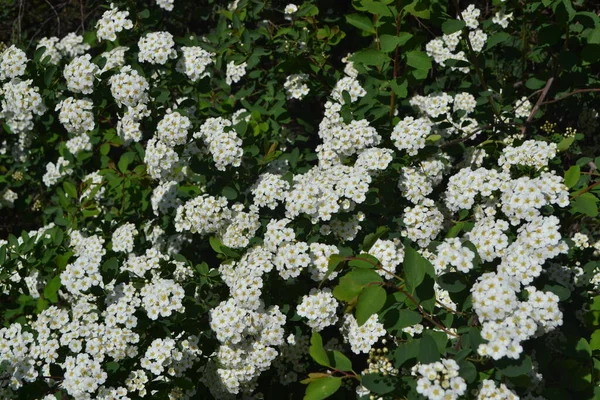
[222,186,237,200]
[590,330,600,350]
[304,376,342,400]
[62,181,77,199]
[497,355,532,377]
[334,269,383,302]
[564,165,580,188]
[361,373,395,394]
[355,285,386,326]
[438,272,468,293]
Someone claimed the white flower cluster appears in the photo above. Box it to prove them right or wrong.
[64,54,98,94]
[65,134,92,155]
[193,116,243,170]
[492,9,514,28]
[308,242,340,281]
[391,116,432,156]
[95,3,133,42]
[398,158,446,204]
[402,199,444,247]
[473,273,562,360]
[99,46,129,73]
[285,164,371,221]
[144,137,184,181]
[331,76,367,103]
[112,222,138,253]
[0,78,45,135]
[355,147,394,172]
[466,217,510,262]
[36,37,61,65]
[209,300,286,394]
[0,187,18,209]
[174,194,231,235]
[225,61,247,85]
[157,111,192,146]
[219,204,261,248]
[123,248,167,277]
[60,231,105,295]
[433,238,476,273]
[151,180,181,215]
[366,239,404,279]
[42,156,73,187]
[110,65,151,106]
[56,97,95,135]
[284,4,298,16]
[498,140,557,170]
[176,46,215,81]
[0,45,27,81]
[515,96,532,118]
[412,359,467,400]
[284,73,310,100]
[318,107,381,156]
[56,33,90,58]
[156,0,175,11]
[251,172,290,209]
[81,171,105,202]
[140,278,185,320]
[296,288,339,331]
[138,31,177,64]
[477,379,518,399]
[461,4,480,29]
[61,353,107,398]
[341,314,386,354]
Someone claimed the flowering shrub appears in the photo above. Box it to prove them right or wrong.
[1,0,600,399]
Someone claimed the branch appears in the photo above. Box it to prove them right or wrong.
[541,88,600,105]
[520,77,554,136]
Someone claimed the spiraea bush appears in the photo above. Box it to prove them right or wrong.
[1,0,600,399]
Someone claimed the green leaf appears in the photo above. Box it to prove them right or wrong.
[62,181,77,199]
[355,285,387,326]
[331,350,352,371]
[564,165,580,188]
[403,0,431,19]
[334,269,383,302]
[557,136,575,151]
[525,77,547,90]
[138,9,150,19]
[486,32,511,50]
[588,27,600,44]
[442,19,465,34]
[361,373,395,394]
[574,193,598,217]
[346,13,376,34]
[418,333,441,363]
[221,186,237,200]
[394,309,423,330]
[437,272,468,293]
[304,376,342,400]
[403,245,434,292]
[43,276,61,303]
[394,339,419,367]
[405,50,432,72]
[590,330,600,350]
[118,152,135,173]
[352,49,391,67]
[309,332,331,367]
[391,78,408,99]
[363,1,392,17]
[496,355,533,377]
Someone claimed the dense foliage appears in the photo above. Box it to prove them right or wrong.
[1,0,600,399]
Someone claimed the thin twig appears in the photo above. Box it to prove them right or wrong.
[520,77,554,135]
[541,88,600,105]
[43,0,61,36]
